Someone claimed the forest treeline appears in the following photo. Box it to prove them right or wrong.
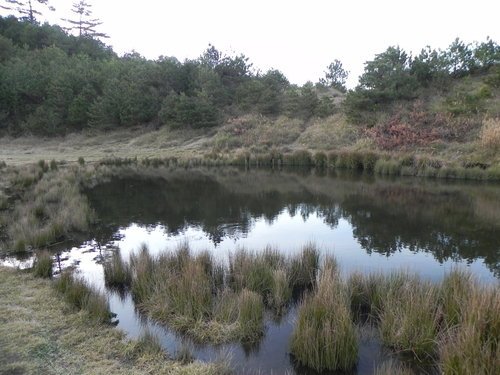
[0,15,499,136]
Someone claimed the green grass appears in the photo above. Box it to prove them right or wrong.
[289,243,320,288]
[126,330,166,360]
[127,243,321,344]
[290,258,358,371]
[32,250,53,278]
[379,278,440,359]
[104,250,132,289]
[268,268,292,313]
[54,271,112,324]
[237,289,264,342]
[374,359,413,375]
[439,283,500,374]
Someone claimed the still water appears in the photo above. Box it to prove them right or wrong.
[22,168,500,373]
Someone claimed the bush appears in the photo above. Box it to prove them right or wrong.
[159,93,220,129]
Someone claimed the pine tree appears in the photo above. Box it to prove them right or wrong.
[1,0,54,24]
[62,0,108,38]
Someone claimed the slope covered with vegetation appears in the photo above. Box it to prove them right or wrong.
[0,15,499,167]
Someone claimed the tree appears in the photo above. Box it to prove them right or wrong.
[359,46,418,101]
[1,0,54,24]
[445,38,475,76]
[320,59,349,92]
[62,0,107,38]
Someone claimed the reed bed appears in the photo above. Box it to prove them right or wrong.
[348,269,499,372]
[104,243,320,344]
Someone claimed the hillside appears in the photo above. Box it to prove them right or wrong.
[0,16,499,167]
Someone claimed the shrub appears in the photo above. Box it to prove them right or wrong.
[78,156,85,166]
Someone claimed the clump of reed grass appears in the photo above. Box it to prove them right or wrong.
[313,152,327,168]
[439,269,475,327]
[228,248,277,297]
[175,343,195,364]
[335,151,363,170]
[348,271,383,317]
[361,152,380,172]
[103,250,132,289]
[32,250,53,278]
[213,288,239,324]
[283,150,313,166]
[379,275,440,359]
[439,284,500,374]
[237,289,264,342]
[289,243,320,288]
[126,330,166,360]
[49,159,58,171]
[0,192,8,210]
[374,159,402,176]
[374,359,413,375]
[268,268,291,312]
[130,244,156,304]
[54,271,112,324]
[37,159,49,173]
[290,259,358,371]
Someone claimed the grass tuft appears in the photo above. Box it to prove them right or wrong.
[103,250,132,289]
[237,289,264,342]
[290,258,358,371]
[54,271,112,324]
[32,250,53,278]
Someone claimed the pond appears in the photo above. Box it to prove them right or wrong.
[9,167,500,374]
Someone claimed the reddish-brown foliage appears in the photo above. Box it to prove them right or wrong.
[366,101,479,150]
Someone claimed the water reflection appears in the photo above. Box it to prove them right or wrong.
[86,168,500,279]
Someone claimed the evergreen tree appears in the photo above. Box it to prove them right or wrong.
[1,0,54,24]
[62,0,107,38]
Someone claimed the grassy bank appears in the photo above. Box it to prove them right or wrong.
[0,267,228,375]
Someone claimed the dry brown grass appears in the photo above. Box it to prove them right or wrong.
[296,114,359,150]
[480,117,500,151]
[0,267,229,375]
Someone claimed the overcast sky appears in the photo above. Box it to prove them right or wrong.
[4,0,500,87]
